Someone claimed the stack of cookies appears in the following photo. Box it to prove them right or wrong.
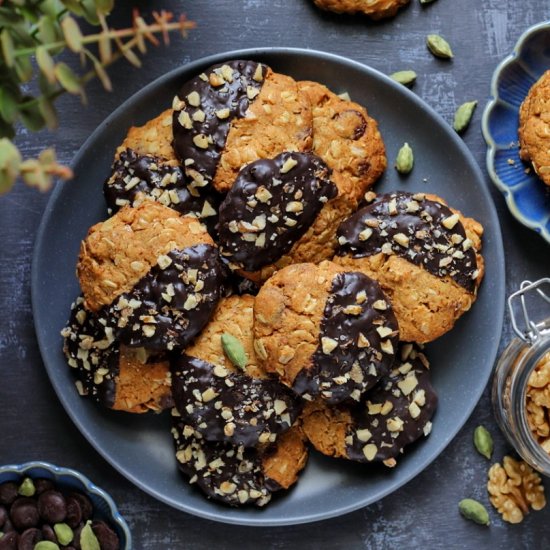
[62,59,485,507]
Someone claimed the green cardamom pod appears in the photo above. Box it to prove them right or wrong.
[390,70,417,87]
[426,34,453,59]
[458,498,490,526]
[453,100,478,133]
[34,542,61,550]
[221,333,248,370]
[80,520,100,550]
[17,477,35,497]
[395,142,414,175]
[473,425,493,459]
[54,523,74,546]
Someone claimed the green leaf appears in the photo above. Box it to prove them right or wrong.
[0,88,19,124]
[14,56,33,82]
[0,138,22,194]
[61,15,83,53]
[36,45,56,84]
[37,15,62,45]
[61,0,85,16]
[20,159,50,191]
[38,96,58,130]
[1,29,15,67]
[80,0,100,24]
[121,46,141,68]
[95,0,114,14]
[40,0,66,19]
[54,62,82,94]
[19,102,46,132]
[0,7,23,26]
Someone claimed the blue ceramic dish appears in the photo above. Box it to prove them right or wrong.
[482,21,550,243]
[0,461,131,549]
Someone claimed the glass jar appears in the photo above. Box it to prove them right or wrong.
[492,278,550,476]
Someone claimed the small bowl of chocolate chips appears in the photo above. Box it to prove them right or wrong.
[0,461,131,550]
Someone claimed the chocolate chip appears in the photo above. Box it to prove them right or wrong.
[91,520,120,550]
[0,483,18,506]
[17,527,43,550]
[41,524,57,542]
[0,505,6,528]
[37,491,67,524]
[34,479,55,496]
[0,531,18,550]
[68,493,92,522]
[9,498,39,530]
[65,496,82,528]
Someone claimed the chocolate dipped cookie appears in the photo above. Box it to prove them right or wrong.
[172,60,312,193]
[335,191,484,343]
[62,297,173,413]
[519,70,550,187]
[254,261,399,404]
[298,80,386,201]
[171,295,301,447]
[302,343,437,465]
[172,417,308,507]
[77,201,225,351]
[311,0,410,19]
[217,151,360,281]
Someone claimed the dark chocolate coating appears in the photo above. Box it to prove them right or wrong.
[171,356,301,446]
[337,191,478,292]
[172,60,266,187]
[8,498,39,530]
[0,483,18,506]
[172,418,280,507]
[0,531,18,549]
[104,148,222,234]
[108,244,224,351]
[62,297,119,409]
[217,152,337,271]
[37,490,67,523]
[345,343,438,462]
[293,271,399,404]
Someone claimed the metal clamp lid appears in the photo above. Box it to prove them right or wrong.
[509,278,550,344]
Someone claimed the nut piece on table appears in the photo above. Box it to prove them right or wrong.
[487,455,546,524]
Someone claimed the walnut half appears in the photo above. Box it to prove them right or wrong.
[487,456,546,524]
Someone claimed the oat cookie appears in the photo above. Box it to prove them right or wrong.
[116,109,176,162]
[335,191,484,343]
[519,70,550,187]
[299,80,386,201]
[172,417,308,507]
[254,261,399,404]
[172,60,312,193]
[62,297,173,414]
[302,343,437,464]
[77,202,224,350]
[171,295,301,447]
[312,0,409,20]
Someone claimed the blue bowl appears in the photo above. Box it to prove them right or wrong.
[0,461,131,549]
[482,20,550,243]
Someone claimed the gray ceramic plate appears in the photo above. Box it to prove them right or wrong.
[32,48,505,526]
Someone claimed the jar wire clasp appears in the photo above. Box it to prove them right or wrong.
[509,278,550,344]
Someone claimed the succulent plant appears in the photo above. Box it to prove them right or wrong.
[0,0,194,194]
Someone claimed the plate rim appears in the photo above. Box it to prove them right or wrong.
[32,46,506,526]
[481,20,550,244]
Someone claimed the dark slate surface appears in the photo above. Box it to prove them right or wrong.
[2,0,550,547]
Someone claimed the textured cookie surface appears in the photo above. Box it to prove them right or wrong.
[299,81,386,201]
[335,191,484,343]
[116,109,176,162]
[218,151,337,272]
[104,148,220,227]
[302,343,437,464]
[519,70,550,186]
[254,261,399,404]
[172,60,312,193]
[312,0,409,19]
[172,418,308,507]
[171,295,301,446]
[62,297,173,413]
[77,201,215,311]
